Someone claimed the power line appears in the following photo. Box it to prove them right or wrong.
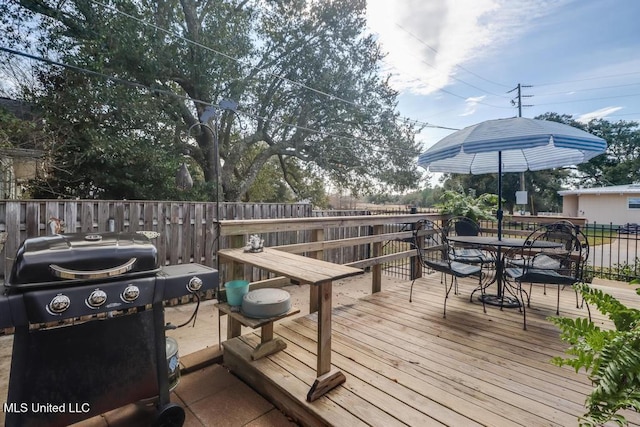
[0,46,427,157]
[394,23,511,91]
[378,60,511,110]
[0,46,194,103]
[533,71,640,87]
[535,93,640,107]
[535,82,640,97]
[85,0,456,137]
[391,21,640,117]
[88,0,362,109]
[401,118,459,131]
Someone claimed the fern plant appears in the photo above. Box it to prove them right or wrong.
[435,189,499,222]
[549,279,640,426]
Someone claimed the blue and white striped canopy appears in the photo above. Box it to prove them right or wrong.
[418,117,607,174]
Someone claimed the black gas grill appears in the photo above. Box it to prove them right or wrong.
[0,232,219,427]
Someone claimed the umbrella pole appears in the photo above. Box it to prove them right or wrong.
[497,151,503,240]
[496,151,504,299]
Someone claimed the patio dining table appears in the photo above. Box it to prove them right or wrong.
[447,235,563,307]
[217,247,363,401]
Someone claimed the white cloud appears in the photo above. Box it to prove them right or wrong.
[576,106,624,123]
[460,95,486,116]
[366,0,572,95]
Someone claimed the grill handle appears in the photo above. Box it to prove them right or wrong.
[49,257,137,280]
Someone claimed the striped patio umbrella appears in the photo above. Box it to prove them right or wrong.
[417,117,607,238]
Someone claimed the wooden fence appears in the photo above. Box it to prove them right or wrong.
[1,199,613,284]
[0,200,313,278]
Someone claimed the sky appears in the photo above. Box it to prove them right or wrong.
[366,0,640,156]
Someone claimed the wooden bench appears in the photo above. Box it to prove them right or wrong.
[216,302,300,360]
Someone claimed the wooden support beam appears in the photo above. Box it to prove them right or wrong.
[306,369,346,402]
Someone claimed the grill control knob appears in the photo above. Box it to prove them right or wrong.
[187,276,203,293]
[49,294,71,314]
[121,285,140,302]
[87,289,107,308]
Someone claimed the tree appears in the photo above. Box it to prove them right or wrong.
[436,189,499,222]
[1,0,421,202]
[441,169,569,214]
[536,112,640,188]
[0,104,37,149]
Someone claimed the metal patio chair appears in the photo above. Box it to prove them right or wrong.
[410,219,485,318]
[504,221,588,329]
[444,216,495,303]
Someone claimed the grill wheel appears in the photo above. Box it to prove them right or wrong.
[154,403,186,427]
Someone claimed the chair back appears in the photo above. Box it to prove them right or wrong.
[541,220,577,251]
[523,221,583,280]
[413,219,451,269]
[575,226,590,282]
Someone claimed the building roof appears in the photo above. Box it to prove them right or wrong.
[558,184,640,196]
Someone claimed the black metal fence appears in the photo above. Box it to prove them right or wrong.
[315,210,640,284]
[488,219,639,283]
[584,222,639,282]
[379,214,640,284]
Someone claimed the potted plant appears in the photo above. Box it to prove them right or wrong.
[436,189,499,222]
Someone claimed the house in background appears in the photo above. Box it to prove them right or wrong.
[559,184,640,225]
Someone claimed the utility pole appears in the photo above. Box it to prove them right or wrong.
[508,83,533,119]
[508,83,533,212]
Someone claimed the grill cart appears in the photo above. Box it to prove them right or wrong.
[0,232,218,427]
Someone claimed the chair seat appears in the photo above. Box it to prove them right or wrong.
[505,267,576,286]
[452,248,493,264]
[508,254,561,270]
[425,259,481,277]
[451,260,482,277]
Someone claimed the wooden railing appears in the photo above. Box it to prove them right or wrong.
[219,213,445,293]
[0,199,591,283]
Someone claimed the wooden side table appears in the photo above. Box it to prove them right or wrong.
[216,302,300,360]
[218,247,363,401]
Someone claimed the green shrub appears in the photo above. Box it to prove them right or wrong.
[550,279,640,426]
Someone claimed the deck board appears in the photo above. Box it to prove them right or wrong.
[222,275,640,426]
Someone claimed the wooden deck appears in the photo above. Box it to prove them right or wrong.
[222,275,640,426]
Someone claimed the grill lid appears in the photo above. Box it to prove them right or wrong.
[7,232,160,290]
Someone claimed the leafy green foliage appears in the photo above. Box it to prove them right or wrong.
[1,110,26,147]
[2,0,422,202]
[442,166,568,214]
[590,258,640,283]
[550,280,640,426]
[537,112,640,188]
[435,189,498,221]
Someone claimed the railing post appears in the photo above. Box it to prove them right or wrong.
[409,207,417,280]
[309,227,324,313]
[226,234,246,283]
[372,224,384,293]
[310,228,324,260]
[411,221,423,281]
